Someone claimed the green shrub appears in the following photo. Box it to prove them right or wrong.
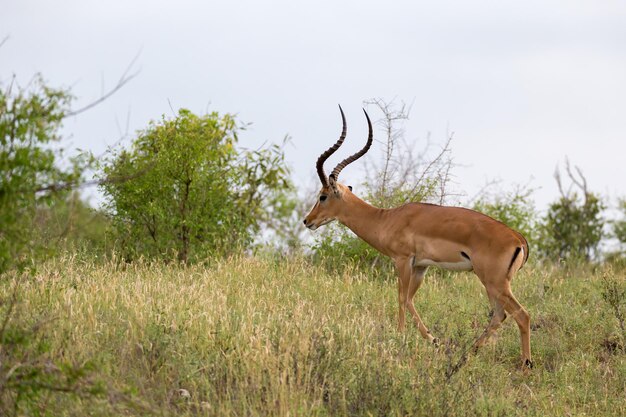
[100,109,292,263]
[537,188,604,262]
[536,162,605,263]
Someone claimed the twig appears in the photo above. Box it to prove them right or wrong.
[66,51,141,117]
[34,164,153,194]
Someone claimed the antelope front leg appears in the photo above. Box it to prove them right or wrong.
[406,265,437,344]
[395,258,436,344]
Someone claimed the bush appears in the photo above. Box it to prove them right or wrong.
[100,109,292,263]
[537,162,604,262]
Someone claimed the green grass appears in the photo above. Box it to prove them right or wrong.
[1,255,625,416]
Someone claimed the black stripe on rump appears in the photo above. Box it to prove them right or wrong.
[508,247,522,273]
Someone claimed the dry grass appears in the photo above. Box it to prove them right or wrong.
[2,254,625,416]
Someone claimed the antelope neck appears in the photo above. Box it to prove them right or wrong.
[336,194,387,251]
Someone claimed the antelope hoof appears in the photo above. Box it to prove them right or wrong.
[432,338,440,348]
[523,359,533,370]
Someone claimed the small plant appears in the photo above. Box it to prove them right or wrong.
[600,269,626,350]
[0,278,105,415]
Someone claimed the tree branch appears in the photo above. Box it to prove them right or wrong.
[34,164,153,194]
[0,35,9,49]
[65,52,140,117]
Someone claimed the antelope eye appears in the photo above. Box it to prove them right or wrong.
[319,195,327,202]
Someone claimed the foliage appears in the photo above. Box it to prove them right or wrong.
[2,255,624,416]
[0,75,91,273]
[238,137,300,252]
[100,109,292,263]
[312,224,394,280]
[537,162,605,262]
[32,192,112,254]
[472,184,539,249]
[600,268,626,349]
[614,199,626,244]
[609,198,626,262]
[538,194,604,262]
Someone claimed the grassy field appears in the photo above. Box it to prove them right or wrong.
[1,254,625,416]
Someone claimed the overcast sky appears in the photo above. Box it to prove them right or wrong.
[2,0,625,211]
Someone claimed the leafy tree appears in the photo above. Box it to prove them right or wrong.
[0,75,90,273]
[537,162,604,262]
[100,109,291,263]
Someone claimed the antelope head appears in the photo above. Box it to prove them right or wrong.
[303,105,373,230]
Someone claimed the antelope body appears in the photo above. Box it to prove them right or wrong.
[304,106,532,369]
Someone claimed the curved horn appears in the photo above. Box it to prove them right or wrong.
[329,108,373,182]
[316,105,347,186]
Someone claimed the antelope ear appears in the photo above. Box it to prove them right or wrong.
[328,174,339,193]
[348,185,353,192]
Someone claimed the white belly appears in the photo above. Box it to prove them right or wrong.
[414,258,473,271]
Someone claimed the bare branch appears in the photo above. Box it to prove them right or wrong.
[566,163,589,199]
[415,134,452,196]
[364,97,411,198]
[0,35,9,49]
[360,97,455,207]
[65,52,141,117]
[167,98,177,117]
[557,158,590,202]
[554,165,565,199]
[574,166,588,194]
[34,164,153,194]
[467,178,502,205]
[114,106,132,143]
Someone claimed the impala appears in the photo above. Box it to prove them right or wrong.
[303,106,532,369]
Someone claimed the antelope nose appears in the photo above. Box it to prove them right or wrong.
[303,219,307,225]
